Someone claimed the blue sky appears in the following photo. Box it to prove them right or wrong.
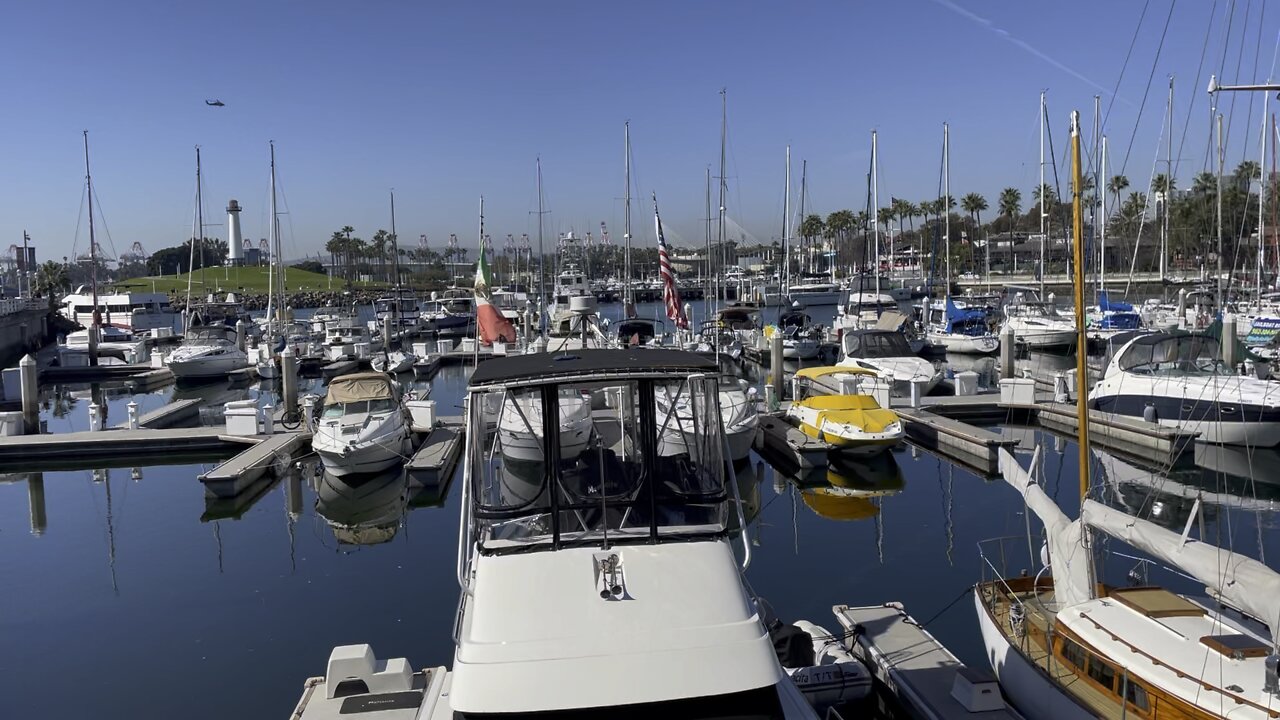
[2,0,1276,264]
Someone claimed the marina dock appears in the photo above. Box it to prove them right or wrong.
[200,431,313,498]
[405,417,464,494]
[833,603,1022,720]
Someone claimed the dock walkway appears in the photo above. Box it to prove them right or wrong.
[200,431,312,498]
[0,426,252,469]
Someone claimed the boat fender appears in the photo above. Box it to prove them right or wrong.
[787,662,871,708]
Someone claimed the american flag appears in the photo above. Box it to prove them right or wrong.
[653,193,688,329]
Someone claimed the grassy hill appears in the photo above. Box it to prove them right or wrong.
[113,267,380,294]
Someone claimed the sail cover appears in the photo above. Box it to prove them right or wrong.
[999,449,1094,609]
[1082,499,1280,635]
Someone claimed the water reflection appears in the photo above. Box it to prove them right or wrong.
[314,466,412,546]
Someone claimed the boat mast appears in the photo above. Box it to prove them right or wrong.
[1217,112,1225,312]
[717,88,727,311]
[704,166,711,319]
[783,145,791,299]
[1039,92,1046,298]
[623,122,634,318]
[185,147,199,332]
[536,157,546,339]
[871,130,879,296]
[390,188,399,331]
[1100,136,1108,293]
[799,160,808,284]
[1070,110,1091,501]
[83,131,100,331]
[1259,91,1270,306]
[944,122,952,296]
[1162,78,1173,295]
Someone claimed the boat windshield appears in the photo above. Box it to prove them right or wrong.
[843,331,913,358]
[1118,334,1225,376]
[470,375,728,553]
[321,399,397,418]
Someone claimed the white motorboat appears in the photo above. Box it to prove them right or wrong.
[291,348,870,719]
[312,372,410,476]
[494,388,594,462]
[60,287,175,333]
[164,325,249,378]
[309,305,345,334]
[775,306,822,360]
[373,289,423,333]
[922,298,1000,354]
[371,349,415,374]
[837,329,941,397]
[323,318,372,360]
[1090,330,1280,446]
[656,375,758,463]
[1002,299,1077,349]
[786,281,843,306]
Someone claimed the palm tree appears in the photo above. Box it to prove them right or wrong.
[961,192,986,245]
[825,209,856,272]
[799,214,826,273]
[340,225,356,286]
[1234,161,1260,192]
[1192,172,1217,196]
[370,229,389,282]
[1107,175,1130,217]
[998,187,1022,271]
[33,260,69,307]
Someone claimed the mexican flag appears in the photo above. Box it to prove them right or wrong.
[474,243,517,345]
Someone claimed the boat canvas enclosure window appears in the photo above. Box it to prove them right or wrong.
[1112,331,1223,375]
[841,329,914,359]
[465,349,733,554]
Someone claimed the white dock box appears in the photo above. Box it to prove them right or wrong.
[354,342,370,359]
[405,399,436,433]
[459,338,477,353]
[1,367,19,402]
[436,339,454,355]
[953,370,979,396]
[999,377,1036,406]
[0,411,23,436]
[411,342,429,357]
[224,400,259,436]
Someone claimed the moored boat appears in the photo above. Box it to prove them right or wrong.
[312,372,410,476]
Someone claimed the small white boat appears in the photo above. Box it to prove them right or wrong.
[656,376,758,462]
[165,326,250,379]
[371,349,415,374]
[312,372,410,476]
[785,394,903,456]
[837,329,941,397]
[1003,299,1077,349]
[496,389,594,462]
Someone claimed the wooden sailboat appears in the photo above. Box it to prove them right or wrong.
[975,110,1280,720]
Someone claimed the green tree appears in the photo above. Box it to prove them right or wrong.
[998,187,1022,271]
[33,260,69,307]
[1107,175,1130,217]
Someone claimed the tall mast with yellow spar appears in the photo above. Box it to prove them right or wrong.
[1070,111,1091,502]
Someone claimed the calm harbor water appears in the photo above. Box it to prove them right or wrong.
[3,302,1278,719]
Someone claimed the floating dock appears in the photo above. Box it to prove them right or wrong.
[113,398,202,429]
[200,431,313,498]
[405,417,464,496]
[894,408,1018,477]
[0,426,254,470]
[1033,402,1198,466]
[833,603,1023,720]
[753,413,828,469]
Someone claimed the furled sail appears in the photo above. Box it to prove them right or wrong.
[998,448,1094,609]
[1082,498,1280,637]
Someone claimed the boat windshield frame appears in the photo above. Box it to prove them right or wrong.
[843,330,914,358]
[1117,332,1226,377]
[467,372,730,555]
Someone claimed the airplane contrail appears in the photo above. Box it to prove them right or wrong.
[931,0,1132,105]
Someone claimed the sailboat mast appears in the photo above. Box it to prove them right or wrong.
[704,166,711,318]
[717,88,727,309]
[1162,78,1173,292]
[944,122,952,290]
[799,160,808,282]
[269,142,281,330]
[536,157,546,337]
[1100,136,1108,292]
[871,131,879,296]
[1039,92,1046,298]
[390,189,400,289]
[185,148,198,332]
[83,131,99,327]
[1259,92,1270,305]
[1070,111,1090,500]
[623,122,633,316]
[783,145,791,297]
[1217,113,1225,311]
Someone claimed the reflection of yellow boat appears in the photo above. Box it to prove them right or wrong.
[785,394,903,456]
[826,452,906,492]
[801,486,879,521]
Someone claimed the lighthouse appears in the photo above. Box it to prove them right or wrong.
[226,199,244,265]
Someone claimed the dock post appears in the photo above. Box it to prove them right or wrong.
[87,323,99,366]
[19,354,37,434]
[770,330,784,400]
[523,303,533,342]
[383,314,394,351]
[1223,314,1238,368]
[88,402,102,431]
[1176,289,1187,330]
[127,401,139,430]
[302,395,316,430]
[235,320,247,353]
[999,324,1015,379]
[1047,292,1056,309]
[281,347,298,419]
[262,405,274,435]
[27,473,46,536]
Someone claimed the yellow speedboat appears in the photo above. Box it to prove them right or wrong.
[785,393,904,456]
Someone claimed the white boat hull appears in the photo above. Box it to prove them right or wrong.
[974,591,1093,720]
[787,291,843,306]
[1015,328,1077,349]
[782,339,820,359]
[927,331,999,354]
[315,434,406,477]
[726,424,755,462]
[499,420,593,463]
[167,353,248,378]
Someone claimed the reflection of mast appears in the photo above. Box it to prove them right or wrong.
[214,521,224,574]
[942,463,954,565]
[27,473,46,536]
[286,472,302,573]
[99,469,119,594]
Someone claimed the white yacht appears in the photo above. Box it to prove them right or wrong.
[553,256,591,304]
[309,305,344,334]
[785,281,842,306]
[323,318,373,361]
[373,289,423,333]
[290,348,869,719]
[775,306,822,360]
[1090,330,1280,446]
[312,373,410,476]
[164,325,249,379]
[60,288,175,333]
[1003,298,1077,349]
[837,329,941,397]
[922,298,1000,354]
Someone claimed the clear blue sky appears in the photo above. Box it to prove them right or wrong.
[2,0,1277,265]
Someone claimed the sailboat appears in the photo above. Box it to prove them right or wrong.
[976,110,1280,720]
[924,124,1000,355]
[256,142,290,379]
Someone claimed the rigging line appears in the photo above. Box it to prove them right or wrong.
[1239,0,1267,168]
[1119,0,1178,176]
[1102,0,1151,134]
[1221,0,1254,156]
[1174,0,1220,182]
[1204,0,1239,175]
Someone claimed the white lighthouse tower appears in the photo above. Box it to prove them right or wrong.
[226,199,244,265]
